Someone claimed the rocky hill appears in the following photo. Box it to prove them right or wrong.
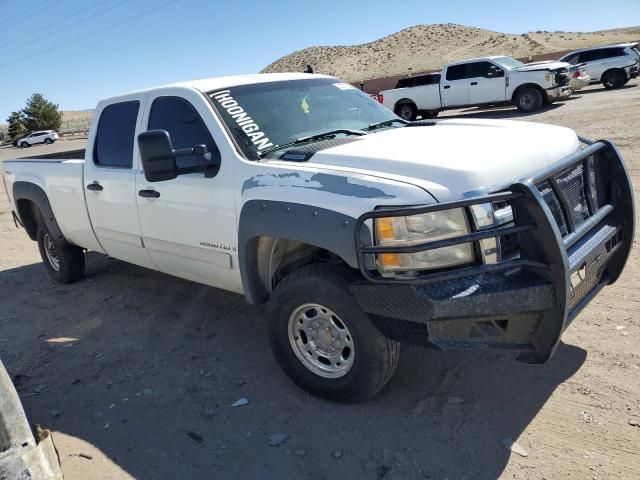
[262,23,640,81]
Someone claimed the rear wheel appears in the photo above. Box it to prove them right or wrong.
[37,224,85,284]
[514,87,543,113]
[395,102,417,121]
[601,69,625,89]
[267,264,400,403]
[44,138,53,144]
[421,110,439,119]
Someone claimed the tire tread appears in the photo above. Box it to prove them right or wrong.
[268,263,400,402]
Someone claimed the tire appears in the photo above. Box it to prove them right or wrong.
[37,224,85,284]
[20,142,28,148]
[602,69,626,89]
[395,102,417,121]
[514,87,543,113]
[267,264,400,403]
[421,111,439,119]
[44,138,53,144]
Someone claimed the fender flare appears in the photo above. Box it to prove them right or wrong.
[12,181,66,244]
[238,199,371,304]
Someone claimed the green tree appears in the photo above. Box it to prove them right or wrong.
[22,93,62,131]
[7,111,27,140]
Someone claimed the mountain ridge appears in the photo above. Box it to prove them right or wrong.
[262,23,640,82]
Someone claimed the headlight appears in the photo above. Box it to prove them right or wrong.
[374,208,473,274]
[544,73,554,84]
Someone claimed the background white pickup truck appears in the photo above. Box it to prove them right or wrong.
[2,73,633,402]
[380,56,573,120]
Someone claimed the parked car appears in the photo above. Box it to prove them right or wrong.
[379,56,572,120]
[15,130,59,148]
[2,73,634,402]
[558,44,639,89]
[527,61,591,92]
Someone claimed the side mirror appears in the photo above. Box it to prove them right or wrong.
[138,130,220,182]
[138,130,179,182]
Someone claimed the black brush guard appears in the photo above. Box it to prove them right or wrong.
[352,139,634,362]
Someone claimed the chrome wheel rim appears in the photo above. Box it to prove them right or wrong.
[288,303,355,378]
[43,233,60,271]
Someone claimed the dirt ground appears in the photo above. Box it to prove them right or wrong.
[1,83,639,480]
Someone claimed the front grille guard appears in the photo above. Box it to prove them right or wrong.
[354,138,634,361]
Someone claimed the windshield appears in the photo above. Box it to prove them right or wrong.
[492,57,526,69]
[207,78,398,159]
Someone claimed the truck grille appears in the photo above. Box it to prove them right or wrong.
[535,153,607,237]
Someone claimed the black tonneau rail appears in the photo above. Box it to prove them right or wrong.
[5,149,85,161]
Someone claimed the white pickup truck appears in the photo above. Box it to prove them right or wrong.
[380,56,573,120]
[2,73,634,402]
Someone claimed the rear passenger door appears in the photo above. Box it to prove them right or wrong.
[579,49,608,81]
[84,97,156,270]
[441,64,470,107]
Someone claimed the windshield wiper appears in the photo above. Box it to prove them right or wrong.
[259,129,366,157]
[363,118,409,131]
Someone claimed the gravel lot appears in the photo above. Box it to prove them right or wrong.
[1,83,639,479]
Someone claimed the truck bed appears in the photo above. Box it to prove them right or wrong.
[3,153,103,253]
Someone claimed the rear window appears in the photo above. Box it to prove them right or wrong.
[445,64,467,81]
[94,101,139,168]
[580,48,627,62]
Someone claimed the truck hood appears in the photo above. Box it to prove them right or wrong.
[513,61,571,72]
[297,119,581,201]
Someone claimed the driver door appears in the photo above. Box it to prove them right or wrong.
[468,61,506,104]
[442,64,470,107]
[136,89,241,293]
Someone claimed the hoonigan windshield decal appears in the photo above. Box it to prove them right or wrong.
[209,90,274,151]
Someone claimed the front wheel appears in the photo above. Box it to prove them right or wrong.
[37,224,85,283]
[267,264,400,403]
[514,87,543,113]
[20,142,28,148]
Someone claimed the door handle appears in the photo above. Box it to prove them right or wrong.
[443,85,450,89]
[470,81,478,86]
[138,189,160,198]
[86,182,103,191]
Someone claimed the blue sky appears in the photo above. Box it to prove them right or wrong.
[1,0,639,119]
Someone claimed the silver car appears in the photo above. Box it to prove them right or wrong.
[558,44,639,89]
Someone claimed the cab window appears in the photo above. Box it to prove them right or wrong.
[446,64,467,81]
[563,53,580,65]
[94,101,139,168]
[147,96,220,170]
